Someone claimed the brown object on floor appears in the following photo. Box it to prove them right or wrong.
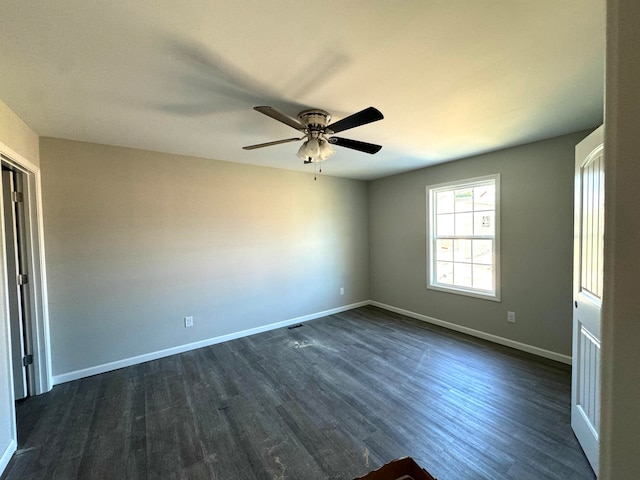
[355,457,437,480]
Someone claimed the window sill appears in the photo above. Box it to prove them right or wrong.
[427,283,501,302]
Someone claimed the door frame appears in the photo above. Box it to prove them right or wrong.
[0,141,52,399]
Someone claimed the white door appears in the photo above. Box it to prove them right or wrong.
[572,125,604,474]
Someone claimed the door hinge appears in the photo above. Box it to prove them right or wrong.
[11,191,23,203]
[18,274,28,286]
[22,354,33,367]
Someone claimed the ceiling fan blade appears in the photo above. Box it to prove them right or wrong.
[254,106,305,130]
[326,107,383,134]
[242,137,303,150]
[328,137,382,154]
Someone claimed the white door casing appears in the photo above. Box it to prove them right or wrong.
[572,125,604,474]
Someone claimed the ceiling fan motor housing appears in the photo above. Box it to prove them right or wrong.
[297,109,331,132]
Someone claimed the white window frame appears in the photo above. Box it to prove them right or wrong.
[426,174,501,301]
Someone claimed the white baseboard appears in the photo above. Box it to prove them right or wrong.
[0,439,17,477]
[370,301,572,365]
[52,301,369,385]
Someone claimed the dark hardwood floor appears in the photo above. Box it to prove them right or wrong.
[1,306,595,479]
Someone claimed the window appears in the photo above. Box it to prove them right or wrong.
[427,174,500,301]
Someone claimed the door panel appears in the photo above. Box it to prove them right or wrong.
[572,125,604,474]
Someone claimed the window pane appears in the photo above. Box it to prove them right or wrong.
[436,191,455,214]
[472,239,493,265]
[454,263,473,287]
[474,211,494,236]
[454,239,472,262]
[474,184,495,211]
[436,261,454,285]
[436,239,453,261]
[455,212,473,236]
[437,214,454,236]
[454,189,473,212]
[473,264,493,291]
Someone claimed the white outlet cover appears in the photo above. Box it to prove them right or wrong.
[184,316,194,327]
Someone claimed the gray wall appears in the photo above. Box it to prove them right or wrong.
[39,138,369,377]
[369,131,590,356]
[601,0,640,476]
[0,99,40,167]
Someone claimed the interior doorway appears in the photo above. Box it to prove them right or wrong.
[3,166,30,399]
[0,151,51,398]
[0,146,51,474]
[2,166,33,399]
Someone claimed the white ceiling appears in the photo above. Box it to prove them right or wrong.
[0,1,605,180]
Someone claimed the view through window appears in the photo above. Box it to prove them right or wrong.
[427,174,500,300]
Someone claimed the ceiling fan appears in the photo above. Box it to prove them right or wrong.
[243,106,384,164]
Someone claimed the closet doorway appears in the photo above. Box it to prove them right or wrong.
[0,152,51,400]
[3,166,32,399]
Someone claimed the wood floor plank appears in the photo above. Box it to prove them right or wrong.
[1,306,595,479]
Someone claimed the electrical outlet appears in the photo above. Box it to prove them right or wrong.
[340,287,344,296]
[507,311,516,323]
[184,316,194,328]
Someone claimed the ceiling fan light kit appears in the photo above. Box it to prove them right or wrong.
[297,137,335,163]
[243,105,383,165]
